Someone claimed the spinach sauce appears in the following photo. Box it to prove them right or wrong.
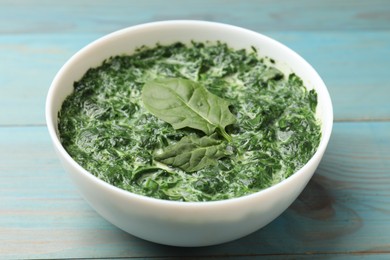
[58,42,321,202]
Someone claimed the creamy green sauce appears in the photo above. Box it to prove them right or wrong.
[58,41,321,202]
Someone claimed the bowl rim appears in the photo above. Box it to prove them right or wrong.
[46,20,333,208]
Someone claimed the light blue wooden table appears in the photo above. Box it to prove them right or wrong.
[1,1,390,259]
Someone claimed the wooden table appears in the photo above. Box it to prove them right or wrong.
[1,1,390,259]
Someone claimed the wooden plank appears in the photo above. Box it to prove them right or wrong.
[1,1,389,259]
[0,34,97,126]
[1,122,389,259]
[0,0,390,33]
[269,31,390,122]
[1,31,389,125]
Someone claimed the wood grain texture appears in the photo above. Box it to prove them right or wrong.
[1,0,390,34]
[1,123,389,259]
[1,0,390,259]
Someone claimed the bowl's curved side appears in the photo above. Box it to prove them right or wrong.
[46,20,333,247]
[54,145,324,247]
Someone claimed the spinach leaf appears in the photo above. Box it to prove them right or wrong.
[154,134,232,172]
[142,78,236,141]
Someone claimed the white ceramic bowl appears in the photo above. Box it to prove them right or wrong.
[46,20,333,247]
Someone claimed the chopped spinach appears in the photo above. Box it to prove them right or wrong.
[58,41,321,202]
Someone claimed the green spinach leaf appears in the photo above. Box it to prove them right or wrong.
[142,78,236,141]
[154,134,232,172]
